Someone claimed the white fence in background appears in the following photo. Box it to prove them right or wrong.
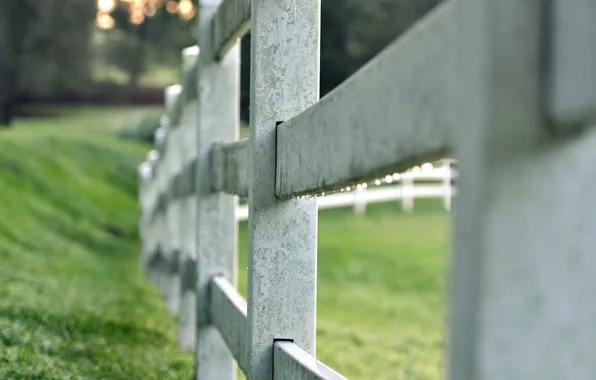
[138,0,596,379]
[234,165,457,220]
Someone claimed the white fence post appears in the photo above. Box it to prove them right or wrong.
[165,128,182,314]
[164,85,183,313]
[194,1,240,378]
[354,185,366,216]
[145,150,160,286]
[451,1,596,379]
[154,118,169,297]
[442,162,452,211]
[178,46,200,351]
[401,170,414,211]
[248,0,320,378]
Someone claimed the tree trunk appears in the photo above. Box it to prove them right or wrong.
[128,19,148,91]
[0,63,18,127]
[129,59,143,90]
[0,0,36,127]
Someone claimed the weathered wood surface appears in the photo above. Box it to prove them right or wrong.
[210,276,249,372]
[246,0,320,378]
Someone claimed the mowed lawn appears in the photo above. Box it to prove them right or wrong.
[0,107,448,379]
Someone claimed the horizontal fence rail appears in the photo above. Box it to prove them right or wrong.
[137,0,596,379]
[211,139,250,197]
[275,1,456,197]
[211,0,251,58]
[210,276,249,373]
[273,341,347,380]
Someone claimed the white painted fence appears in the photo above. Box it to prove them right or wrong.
[138,1,596,379]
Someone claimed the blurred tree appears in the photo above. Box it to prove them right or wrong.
[344,0,440,65]
[97,0,198,89]
[320,0,441,94]
[0,0,36,126]
[0,0,95,126]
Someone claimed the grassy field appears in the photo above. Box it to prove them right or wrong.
[0,107,448,379]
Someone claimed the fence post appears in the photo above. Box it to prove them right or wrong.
[194,1,240,378]
[145,150,160,286]
[401,170,414,211]
[442,162,451,211]
[164,85,183,313]
[138,160,152,269]
[451,1,596,379]
[153,121,168,297]
[354,185,366,216]
[247,0,320,378]
[178,45,200,352]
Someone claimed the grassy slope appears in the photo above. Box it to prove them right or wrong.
[0,108,194,379]
[0,107,448,379]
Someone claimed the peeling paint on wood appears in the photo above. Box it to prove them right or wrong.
[247,0,320,378]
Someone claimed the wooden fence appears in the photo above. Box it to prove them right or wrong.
[138,0,596,379]
[141,158,456,220]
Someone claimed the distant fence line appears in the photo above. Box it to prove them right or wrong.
[138,1,596,379]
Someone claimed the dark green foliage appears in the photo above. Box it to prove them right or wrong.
[0,0,96,125]
[118,112,162,144]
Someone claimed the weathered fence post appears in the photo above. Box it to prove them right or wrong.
[144,150,160,286]
[194,1,240,378]
[178,45,200,352]
[247,0,320,378]
[442,162,452,211]
[138,160,152,268]
[153,120,169,297]
[164,85,183,313]
[401,171,414,211]
[452,1,596,379]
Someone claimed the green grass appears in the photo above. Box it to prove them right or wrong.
[0,107,448,379]
[0,107,193,378]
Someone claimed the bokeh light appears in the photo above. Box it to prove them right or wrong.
[97,0,117,13]
[96,12,116,30]
[95,0,197,28]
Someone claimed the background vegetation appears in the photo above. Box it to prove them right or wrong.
[0,0,440,126]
